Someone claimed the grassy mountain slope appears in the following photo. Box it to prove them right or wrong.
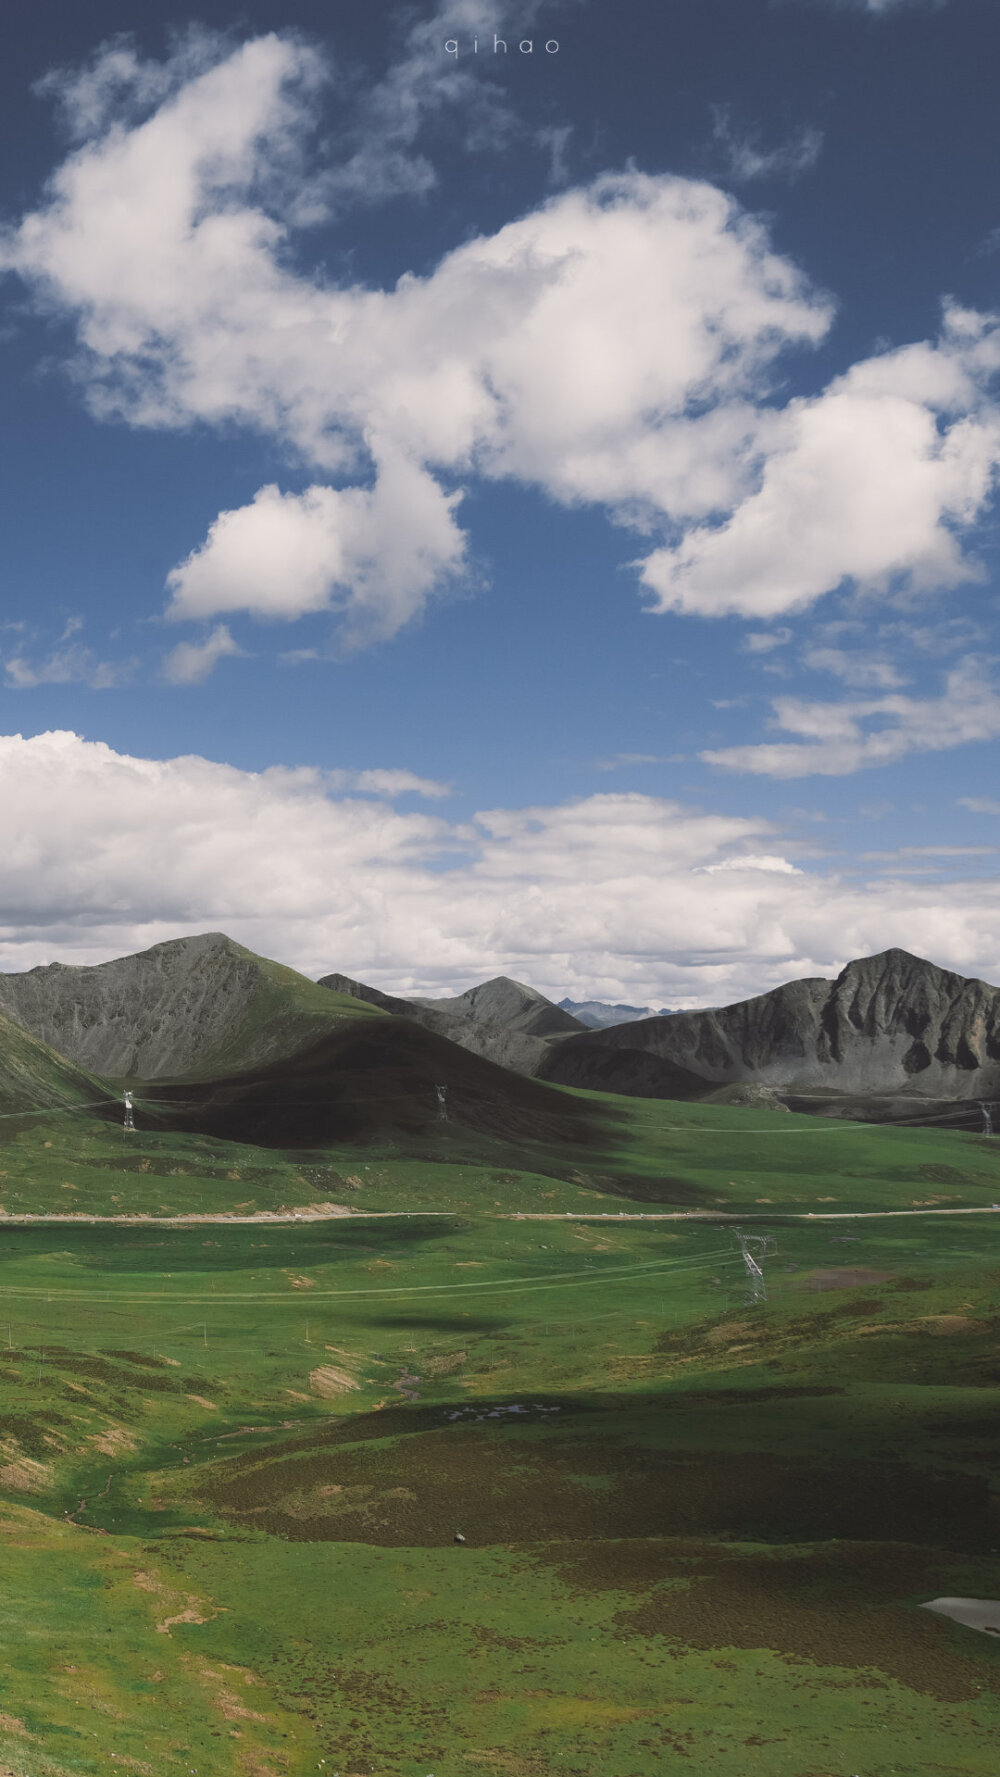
[0,932,382,1082]
[0,1002,114,1117]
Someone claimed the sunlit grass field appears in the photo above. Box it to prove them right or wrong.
[0,1091,997,1774]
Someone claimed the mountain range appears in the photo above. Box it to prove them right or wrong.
[557,997,675,1029]
[0,934,996,1137]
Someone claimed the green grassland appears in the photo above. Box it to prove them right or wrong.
[2,1086,1000,1219]
[0,1089,997,1774]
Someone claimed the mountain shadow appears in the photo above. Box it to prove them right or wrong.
[137,1015,612,1152]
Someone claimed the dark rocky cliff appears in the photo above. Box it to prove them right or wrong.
[541,950,1000,1102]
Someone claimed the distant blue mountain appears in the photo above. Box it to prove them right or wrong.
[557,997,674,1030]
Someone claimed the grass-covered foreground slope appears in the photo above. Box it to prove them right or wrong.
[0,1091,997,1773]
[0,1208,996,1775]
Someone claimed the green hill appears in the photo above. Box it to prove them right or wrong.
[0,932,382,1083]
[0,1002,113,1118]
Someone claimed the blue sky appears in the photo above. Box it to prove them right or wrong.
[1,0,1000,1004]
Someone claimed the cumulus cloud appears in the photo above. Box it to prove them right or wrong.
[3,28,995,649]
[702,656,1000,777]
[165,457,465,642]
[161,624,243,685]
[0,731,999,1006]
[640,313,1000,618]
[0,34,830,643]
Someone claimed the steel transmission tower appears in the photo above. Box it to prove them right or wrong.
[123,1090,135,1133]
[981,1102,994,1136]
[436,1084,448,1122]
[733,1229,773,1304]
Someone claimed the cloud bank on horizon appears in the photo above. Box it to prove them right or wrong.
[0,0,996,1007]
[0,729,998,1006]
[3,18,998,669]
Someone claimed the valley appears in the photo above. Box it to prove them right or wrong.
[0,936,996,1774]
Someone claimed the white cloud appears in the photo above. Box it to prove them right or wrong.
[1,731,1000,1007]
[700,855,803,875]
[165,458,465,642]
[3,30,996,651]
[959,796,1000,814]
[743,627,793,654]
[325,769,452,800]
[162,624,243,685]
[0,37,832,643]
[640,313,1000,618]
[702,656,1000,777]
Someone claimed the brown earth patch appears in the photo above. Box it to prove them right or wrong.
[200,1667,268,1724]
[309,1365,359,1398]
[0,1439,51,1493]
[89,1427,138,1457]
[423,1352,467,1377]
[132,1567,217,1634]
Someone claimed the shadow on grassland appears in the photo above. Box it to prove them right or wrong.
[184,1386,998,1556]
[0,1217,461,1273]
[136,1019,623,1155]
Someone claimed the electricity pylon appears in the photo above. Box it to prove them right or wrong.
[123,1090,135,1133]
[436,1084,448,1122]
[981,1102,994,1136]
[733,1228,772,1304]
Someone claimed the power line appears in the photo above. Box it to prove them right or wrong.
[0,1245,738,1306]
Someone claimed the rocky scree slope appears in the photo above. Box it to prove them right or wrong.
[540,950,1000,1103]
[0,934,379,1082]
